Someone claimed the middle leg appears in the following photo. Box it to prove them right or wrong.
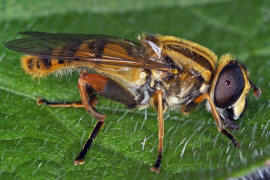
[150,90,164,173]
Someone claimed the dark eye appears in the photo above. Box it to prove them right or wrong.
[214,62,245,108]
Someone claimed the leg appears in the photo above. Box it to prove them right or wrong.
[150,90,164,173]
[74,73,106,165]
[194,93,239,147]
[37,99,86,108]
[74,120,105,165]
[74,73,137,165]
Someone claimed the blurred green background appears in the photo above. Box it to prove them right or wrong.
[0,0,270,179]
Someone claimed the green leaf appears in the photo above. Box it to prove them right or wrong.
[0,0,270,179]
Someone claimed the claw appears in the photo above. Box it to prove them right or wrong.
[74,159,85,166]
[37,98,46,105]
[150,166,160,173]
[223,118,240,131]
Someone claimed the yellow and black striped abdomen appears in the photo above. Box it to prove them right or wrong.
[20,40,92,77]
[21,55,83,77]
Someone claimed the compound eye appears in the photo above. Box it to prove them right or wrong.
[214,62,245,108]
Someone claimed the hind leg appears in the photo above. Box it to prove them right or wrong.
[38,73,137,165]
[73,73,106,165]
[74,73,137,165]
[37,75,105,165]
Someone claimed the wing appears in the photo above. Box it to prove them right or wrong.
[5,32,169,71]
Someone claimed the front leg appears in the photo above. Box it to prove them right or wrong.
[195,93,239,147]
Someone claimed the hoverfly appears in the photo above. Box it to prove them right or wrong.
[5,32,261,173]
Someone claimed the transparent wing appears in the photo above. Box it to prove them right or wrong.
[5,32,170,71]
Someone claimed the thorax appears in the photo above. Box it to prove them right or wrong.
[134,68,211,110]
